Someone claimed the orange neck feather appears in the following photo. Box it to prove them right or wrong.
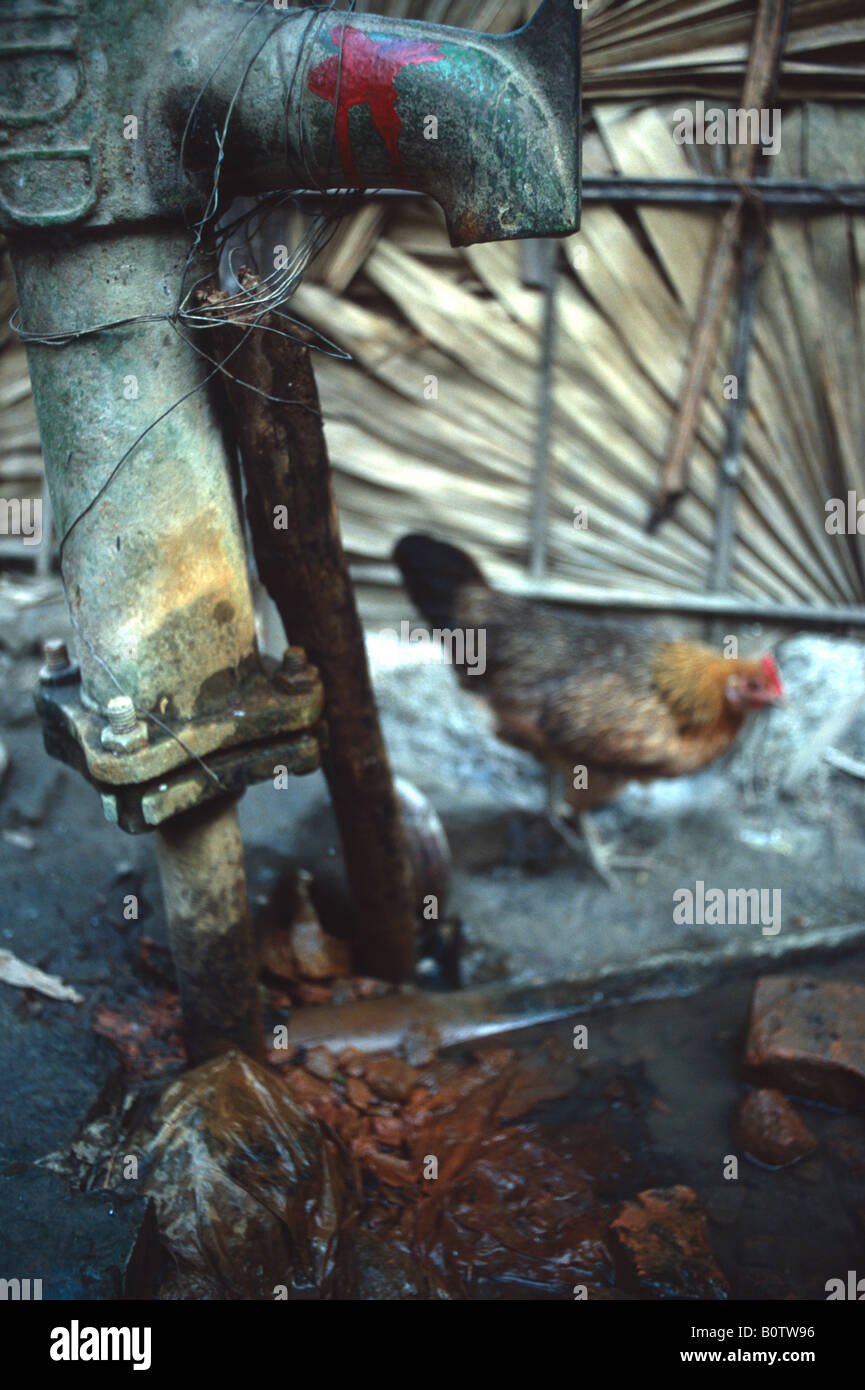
[653,641,746,731]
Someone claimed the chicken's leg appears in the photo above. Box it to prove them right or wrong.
[545,770,646,890]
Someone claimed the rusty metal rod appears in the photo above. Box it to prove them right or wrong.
[354,565,865,629]
[292,179,865,212]
[280,920,865,1055]
[155,796,264,1064]
[584,177,865,210]
[211,292,417,983]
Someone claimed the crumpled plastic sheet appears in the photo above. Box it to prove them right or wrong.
[133,1051,447,1299]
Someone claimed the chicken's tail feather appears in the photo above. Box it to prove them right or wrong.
[393,533,487,627]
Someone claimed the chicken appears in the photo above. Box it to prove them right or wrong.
[393,533,785,886]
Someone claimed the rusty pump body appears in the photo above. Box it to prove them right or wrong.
[1,0,581,1061]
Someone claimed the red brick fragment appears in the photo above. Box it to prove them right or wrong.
[345,1077,372,1110]
[745,976,865,1106]
[611,1186,729,1300]
[372,1114,405,1146]
[290,919,351,981]
[364,1057,420,1102]
[304,1045,338,1081]
[337,1046,367,1078]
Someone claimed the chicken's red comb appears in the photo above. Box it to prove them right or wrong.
[761,654,784,695]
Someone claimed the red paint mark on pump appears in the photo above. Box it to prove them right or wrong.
[308,26,444,181]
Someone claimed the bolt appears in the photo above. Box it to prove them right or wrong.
[43,639,70,671]
[274,646,317,697]
[101,695,149,753]
[106,695,138,733]
[39,638,78,686]
[280,646,307,674]
[274,646,317,695]
[100,696,149,754]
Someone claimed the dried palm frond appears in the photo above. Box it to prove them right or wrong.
[287,89,865,606]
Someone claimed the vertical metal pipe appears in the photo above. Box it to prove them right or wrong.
[12,229,258,719]
[707,215,765,599]
[155,797,264,1064]
[524,239,559,582]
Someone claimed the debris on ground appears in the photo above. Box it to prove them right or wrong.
[745,975,865,1106]
[288,916,351,981]
[257,870,351,983]
[29,960,865,1301]
[265,1035,619,1297]
[134,936,177,989]
[92,993,185,1077]
[363,1055,420,1102]
[330,1229,451,1300]
[2,827,35,851]
[733,1088,818,1169]
[0,948,83,1003]
[611,1186,730,1300]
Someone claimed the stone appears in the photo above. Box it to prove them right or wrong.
[733,1088,817,1168]
[258,873,351,982]
[372,1114,405,1146]
[337,1046,367,1078]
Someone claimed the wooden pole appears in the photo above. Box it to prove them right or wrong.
[209,282,416,982]
[648,0,792,530]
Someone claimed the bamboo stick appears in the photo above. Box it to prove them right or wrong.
[648,0,792,529]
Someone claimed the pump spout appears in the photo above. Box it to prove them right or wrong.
[175,0,581,247]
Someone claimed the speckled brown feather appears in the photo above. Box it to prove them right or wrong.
[453,584,749,805]
[394,535,762,812]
